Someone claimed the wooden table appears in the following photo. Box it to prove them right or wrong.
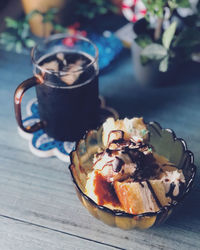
[1,48,200,250]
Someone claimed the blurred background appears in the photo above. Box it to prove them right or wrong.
[0,0,129,74]
[0,0,199,86]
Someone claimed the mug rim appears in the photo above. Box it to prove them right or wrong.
[31,33,99,89]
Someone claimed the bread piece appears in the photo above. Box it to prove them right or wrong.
[149,179,171,206]
[114,180,160,214]
[102,117,148,147]
[114,178,172,214]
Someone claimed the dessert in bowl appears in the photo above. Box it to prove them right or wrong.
[69,117,196,229]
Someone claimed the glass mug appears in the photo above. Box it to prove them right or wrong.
[14,34,99,141]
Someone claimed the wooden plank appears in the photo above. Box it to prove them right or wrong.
[0,215,120,250]
[0,149,200,250]
[1,49,200,249]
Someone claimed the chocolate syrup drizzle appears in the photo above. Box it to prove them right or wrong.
[112,157,124,172]
[166,181,185,201]
[99,130,160,179]
[94,129,184,211]
[146,180,162,209]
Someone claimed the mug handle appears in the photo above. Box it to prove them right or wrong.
[14,76,44,133]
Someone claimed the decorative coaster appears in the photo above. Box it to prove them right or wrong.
[18,97,119,162]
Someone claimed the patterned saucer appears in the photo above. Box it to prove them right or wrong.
[18,97,119,162]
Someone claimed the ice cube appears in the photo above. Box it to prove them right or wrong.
[56,53,67,66]
[41,60,59,72]
[61,59,84,85]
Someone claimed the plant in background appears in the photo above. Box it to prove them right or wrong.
[0,7,89,53]
[35,8,67,35]
[0,8,68,53]
[0,0,120,53]
[0,12,36,53]
[134,0,200,72]
[74,0,119,19]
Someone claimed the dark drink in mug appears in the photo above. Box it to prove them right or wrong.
[36,51,99,141]
[14,34,99,141]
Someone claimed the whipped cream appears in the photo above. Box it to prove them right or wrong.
[93,149,137,182]
[102,117,148,146]
[161,170,185,197]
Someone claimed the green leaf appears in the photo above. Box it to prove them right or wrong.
[74,0,119,19]
[141,43,168,60]
[25,39,35,48]
[47,8,58,15]
[140,55,151,65]
[5,17,18,28]
[42,8,58,23]
[142,0,165,18]
[168,0,190,9]
[159,56,169,72]
[99,7,107,14]
[175,0,190,8]
[5,43,15,51]
[87,12,95,19]
[15,41,23,53]
[0,32,16,43]
[53,24,66,32]
[168,1,178,9]
[162,21,177,49]
[20,23,30,39]
[135,35,153,49]
[109,5,119,13]
[25,10,41,21]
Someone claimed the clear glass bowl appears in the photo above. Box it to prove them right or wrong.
[69,121,196,230]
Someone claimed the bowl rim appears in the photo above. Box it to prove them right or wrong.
[69,120,196,218]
